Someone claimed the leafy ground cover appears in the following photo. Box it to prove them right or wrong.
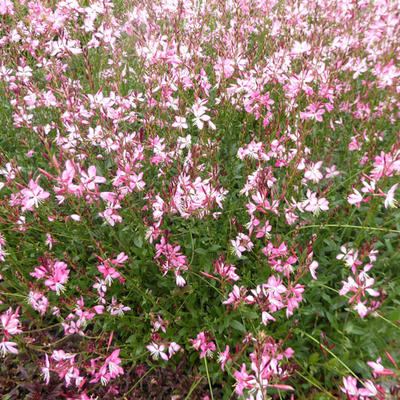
[0,0,399,398]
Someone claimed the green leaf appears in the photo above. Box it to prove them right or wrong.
[134,234,143,248]
[230,319,245,332]
[308,352,320,365]
[195,247,208,255]
[345,323,365,336]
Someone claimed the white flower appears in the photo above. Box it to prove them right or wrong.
[384,183,398,208]
[304,161,323,183]
[0,340,18,356]
[309,261,319,280]
[147,342,169,360]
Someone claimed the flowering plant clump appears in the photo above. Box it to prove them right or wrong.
[0,0,399,398]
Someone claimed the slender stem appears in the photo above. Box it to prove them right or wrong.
[184,376,204,400]
[295,367,338,399]
[124,366,155,398]
[375,312,400,331]
[297,329,360,382]
[23,323,62,334]
[204,356,214,400]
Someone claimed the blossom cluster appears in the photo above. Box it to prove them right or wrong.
[0,0,398,398]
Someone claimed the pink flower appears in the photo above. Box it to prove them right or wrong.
[304,161,323,183]
[91,349,124,385]
[214,57,235,79]
[175,272,186,286]
[147,342,169,361]
[261,311,276,325]
[97,259,121,285]
[336,246,361,274]
[384,183,398,208]
[31,259,70,295]
[172,116,188,129]
[300,103,325,122]
[291,40,311,55]
[231,233,253,258]
[107,298,130,316]
[191,98,215,130]
[218,345,230,371]
[0,0,14,15]
[354,301,368,318]
[348,189,363,208]
[189,332,216,359]
[44,261,70,294]
[93,305,104,314]
[223,285,254,308]
[349,136,362,151]
[361,179,376,194]
[1,307,22,337]
[367,358,395,378]
[340,376,359,397]
[233,363,253,395]
[153,314,167,333]
[80,166,106,191]
[27,291,49,316]
[99,204,123,226]
[0,162,19,181]
[154,237,188,285]
[309,261,319,280]
[103,349,124,379]
[21,177,50,211]
[339,276,358,296]
[0,340,18,356]
[45,233,58,250]
[41,354,51,384]
[69,214,81,222]
[325,165,340,178]
[302,190,329,214]
[168,342,181,358]
[214,255,239,282]
[359,380,378,397]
